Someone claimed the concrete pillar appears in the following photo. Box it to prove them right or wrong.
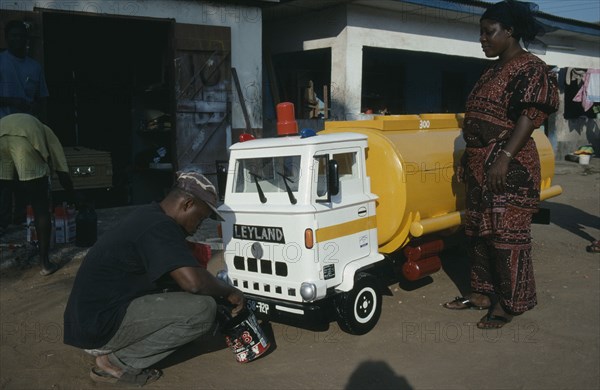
[330,28,363,120]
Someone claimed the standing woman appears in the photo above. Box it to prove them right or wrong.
[443,0,559,328]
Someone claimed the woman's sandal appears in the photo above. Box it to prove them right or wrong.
[477,313,512,329]
[443,296,490,310]
[586,240,600,253]
[90,366,162,386]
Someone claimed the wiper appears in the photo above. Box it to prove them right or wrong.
[248,172,267,203]
[277,172,297,205]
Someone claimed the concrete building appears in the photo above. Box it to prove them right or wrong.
[0,0,268,205]
[263,0,600,159]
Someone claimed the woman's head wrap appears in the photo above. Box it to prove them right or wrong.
[481,0,555,54]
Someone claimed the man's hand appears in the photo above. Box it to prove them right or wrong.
[227,288,245,316]
[56,171,76,204]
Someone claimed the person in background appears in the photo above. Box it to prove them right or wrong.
[0,19,50,231]
[0,113,74,275]
[0,19,48,117]
[63,168,244,386]
[443,0,559,329]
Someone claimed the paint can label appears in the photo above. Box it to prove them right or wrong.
[221,307,271,363]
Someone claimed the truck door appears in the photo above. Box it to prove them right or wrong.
[312,150,376,285]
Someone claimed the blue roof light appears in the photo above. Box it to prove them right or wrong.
[300,128,317,138]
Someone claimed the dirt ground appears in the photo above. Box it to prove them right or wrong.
[1,160,598,390]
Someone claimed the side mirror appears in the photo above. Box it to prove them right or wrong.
[328,159,339,196]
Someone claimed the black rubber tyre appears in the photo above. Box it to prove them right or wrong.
[334,272,382,335]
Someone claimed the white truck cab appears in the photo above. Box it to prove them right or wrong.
[219,131,385,334]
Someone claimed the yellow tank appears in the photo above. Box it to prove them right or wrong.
[322,114,561,254]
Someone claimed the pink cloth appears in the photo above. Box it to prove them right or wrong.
[573,69,600,111]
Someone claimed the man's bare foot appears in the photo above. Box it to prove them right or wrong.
[443,293,491,310]
[40,262,59,276]
[95,354,123,379]
[91,355,162,386]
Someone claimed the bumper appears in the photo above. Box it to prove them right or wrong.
[244,293,334,330]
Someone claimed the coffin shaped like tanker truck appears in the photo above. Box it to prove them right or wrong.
[217,108,562,335]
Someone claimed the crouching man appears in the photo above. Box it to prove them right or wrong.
[63,168,244,386]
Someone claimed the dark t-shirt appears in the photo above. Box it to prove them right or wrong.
[63,203,199,349]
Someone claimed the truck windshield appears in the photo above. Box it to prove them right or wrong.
[234,156,301,195]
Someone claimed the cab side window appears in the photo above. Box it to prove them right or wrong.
[314,155,328,200]
[313,151,358,202]
[333,152,357,181]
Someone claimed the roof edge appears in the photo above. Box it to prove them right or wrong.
[398,0,600,36]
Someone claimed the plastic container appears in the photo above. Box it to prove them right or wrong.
[187,241,212,268]
[25,205,37,244]
[54,206,66,244]
[579,154,591,165]
[65,205,77,243]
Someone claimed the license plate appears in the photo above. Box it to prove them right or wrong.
[247,299,270,315]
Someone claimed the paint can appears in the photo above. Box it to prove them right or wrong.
[218,306,271,363]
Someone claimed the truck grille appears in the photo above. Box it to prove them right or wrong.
[232,256,295,298]
[233,256,288,276]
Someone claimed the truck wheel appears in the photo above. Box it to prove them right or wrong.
[335,273,382,335]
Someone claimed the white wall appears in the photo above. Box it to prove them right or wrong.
[0,0,263,130]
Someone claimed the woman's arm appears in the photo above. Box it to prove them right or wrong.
[486,115,536,194]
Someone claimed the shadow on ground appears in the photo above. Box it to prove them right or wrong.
[439,244,471,297]
[345,360,413,390]
[158,331,229,370]
[542,200,600,243]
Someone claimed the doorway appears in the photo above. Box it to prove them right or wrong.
[43,12,173,206]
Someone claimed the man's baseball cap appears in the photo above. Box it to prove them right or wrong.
[175,168,224,221]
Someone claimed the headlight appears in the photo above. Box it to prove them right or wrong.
[300,282,317,301]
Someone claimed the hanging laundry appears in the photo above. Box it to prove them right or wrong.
[573,69,600,112]
[586,70,600,102]
[563,68,595,119]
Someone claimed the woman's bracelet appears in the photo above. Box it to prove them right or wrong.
[500,149,512,159]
